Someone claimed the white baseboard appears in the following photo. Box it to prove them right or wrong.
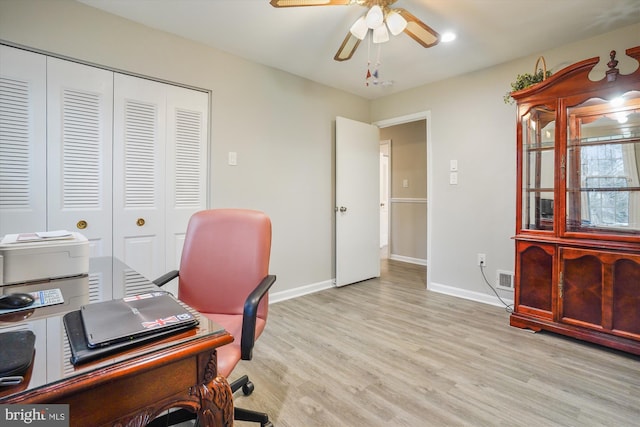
[428,281,514,309]
[389,254,427,266]
[270,279,334,304]
[269,278,513,311]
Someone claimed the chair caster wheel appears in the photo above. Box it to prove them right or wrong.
[242,381,255,396]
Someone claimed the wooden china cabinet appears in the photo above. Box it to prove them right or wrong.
[510,45,640,355]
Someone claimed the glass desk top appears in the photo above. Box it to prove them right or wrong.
[0,257,227,400]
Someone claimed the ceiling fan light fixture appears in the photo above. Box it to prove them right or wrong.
[365,5,384,29]
[372,24,389,43]
[385,10,407,36]
[350,16,368,40]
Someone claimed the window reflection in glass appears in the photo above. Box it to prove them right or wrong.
[566,91,640,234]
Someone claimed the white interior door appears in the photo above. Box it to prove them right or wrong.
[336,116,380,287]
[164,84,209,277]
[113,74,166,281]
[0,46,47,237]
[112,76,208,283]
[47,57,113,257]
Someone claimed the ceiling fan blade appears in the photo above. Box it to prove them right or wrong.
[334,32,361,61]
[270,0,352,7]
[396,8,440,48]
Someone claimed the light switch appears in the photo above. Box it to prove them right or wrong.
[228,151,237,166]
[402,179,409,188]
[450,160,458,171]
[449,172,458,185]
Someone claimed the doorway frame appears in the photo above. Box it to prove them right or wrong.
[374,111,432,289]
[379,139,391,259]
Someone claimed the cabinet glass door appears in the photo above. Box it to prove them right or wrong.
[522,105,556,231]
[566,91,640,235]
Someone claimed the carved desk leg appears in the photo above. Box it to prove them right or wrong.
[193,351,234,427]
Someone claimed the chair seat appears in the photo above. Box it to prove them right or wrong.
[202,313,267,377]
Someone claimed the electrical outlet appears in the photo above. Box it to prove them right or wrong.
[477,253,486,266]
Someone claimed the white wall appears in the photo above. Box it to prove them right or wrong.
[371,23,640,304]
[0,0,370,298]
[1,0,638,306]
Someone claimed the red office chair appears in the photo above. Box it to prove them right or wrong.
[150,209,276,427]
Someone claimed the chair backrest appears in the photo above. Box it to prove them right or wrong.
[177,209,272,320]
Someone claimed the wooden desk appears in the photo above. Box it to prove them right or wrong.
[0,258,234,427]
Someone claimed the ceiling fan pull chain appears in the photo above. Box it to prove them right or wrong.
[365,31,372,86]
[364,32,381,87]
[372,43,382,85]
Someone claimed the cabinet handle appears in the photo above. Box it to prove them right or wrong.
[77,220,87,230]
[136,218,146,227]
[558,271,563,299]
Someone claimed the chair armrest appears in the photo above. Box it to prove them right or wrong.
[153,270,179,287]
[241,274,276,360]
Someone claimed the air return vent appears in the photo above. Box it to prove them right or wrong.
[496,270,514,291]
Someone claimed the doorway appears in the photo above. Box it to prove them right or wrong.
[375,112,430,287]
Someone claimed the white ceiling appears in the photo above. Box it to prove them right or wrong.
[78,0,640,100]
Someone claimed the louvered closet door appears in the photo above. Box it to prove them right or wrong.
[47,58,113,257]
[112,74,166,282]
[165,85,208,275]
[0,46,46,236]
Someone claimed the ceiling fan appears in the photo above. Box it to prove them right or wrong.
[269,0,440,61]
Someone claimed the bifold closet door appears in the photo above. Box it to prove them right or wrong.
[112,74,208,282]
[47,57,113,257]
[164,84,209,275]
[0,46,47,237]
[2,45,208,284]
[112,74,166,282]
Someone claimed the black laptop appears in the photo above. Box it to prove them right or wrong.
[80,292,199,349]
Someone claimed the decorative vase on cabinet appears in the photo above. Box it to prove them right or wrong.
[510,46,640,355]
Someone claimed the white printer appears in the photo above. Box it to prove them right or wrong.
[0,231,89,285]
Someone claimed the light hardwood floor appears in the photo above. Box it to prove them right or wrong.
[226,259,640,426]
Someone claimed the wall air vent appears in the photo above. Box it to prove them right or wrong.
[496,270,514,291]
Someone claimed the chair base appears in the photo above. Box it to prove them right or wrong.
[147,375,271,427]
[230,375,272,426]
[235,407,272,427]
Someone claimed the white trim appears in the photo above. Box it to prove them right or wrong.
[270,277,514,310]
[375,111,429,127]
[428,282,514,309]
[390,198,427,204]
[269,279,334,304]
[373,111,432,290]
[389,254,427,266]
[380,139,391,253]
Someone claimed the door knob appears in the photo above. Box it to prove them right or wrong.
[339,206,347,212]
[77,220,87,230]
[136,218,146,226]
